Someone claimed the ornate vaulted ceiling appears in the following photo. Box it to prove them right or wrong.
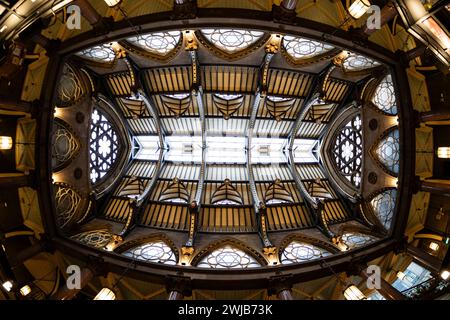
[50,20,404,271]
[1,0,449,301]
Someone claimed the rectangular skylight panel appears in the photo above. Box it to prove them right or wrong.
[206,136,246,164]
[292,139,319,163]
[134,135,160,160]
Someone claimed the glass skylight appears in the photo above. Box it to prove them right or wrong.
[134,136,314,164]
[292,139,320,163]
[134,136,159,160]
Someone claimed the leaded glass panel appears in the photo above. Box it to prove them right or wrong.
[126,31,181,55]
[332,115,363,187]
[89,109,120,183]
[197,245,261,269]
[343,53,380,71]
[71,230,113,249]
[123,241,177,265]
[201,29,265,53]
[280,241,331,264]
[283,36,335,59]
[375,129,400,175]
[341,232,376,250]
[76,44,116,63]
[372,74,398,115]
[371,189,397,230]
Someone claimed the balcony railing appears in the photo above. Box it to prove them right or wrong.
[401,277,450,299]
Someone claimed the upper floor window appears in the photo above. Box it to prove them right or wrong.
[89,108,120,183]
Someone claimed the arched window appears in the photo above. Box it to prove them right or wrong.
[71,230,113,249]
[161,94,191,117]
[375,128,400,175]
[370,189,397,230]
[196,245,261,269]
[343,52,380,71]
[280,241,331,264]
[283,36,335,60]
[159,178,190,203]
[265,96,295,121]
[264,179,293,204]
[341,232,376,250]
[372,74,397,115]
[89,108,120,184]
[213,94,244,119]
[76,44,116,63]
[332,115,363,187]
[200,29,265,53]
[126,31,181,55]
[211,179,243,205]
[117,177,148,198]
[122,241,177,265]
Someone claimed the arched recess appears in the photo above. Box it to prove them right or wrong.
[51,118,81,172]
[55,63,91,107]
[191,238,267,268]
[321,104,362,200]
[370,126,400,177]
[53,182,90,230]
[119,30,183,62]
[114,234,179,265]
[278,234,339,265]
[361,71,399,117]
[70,229,115,249]
[195,29,271,61]
[89,95,132,198]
